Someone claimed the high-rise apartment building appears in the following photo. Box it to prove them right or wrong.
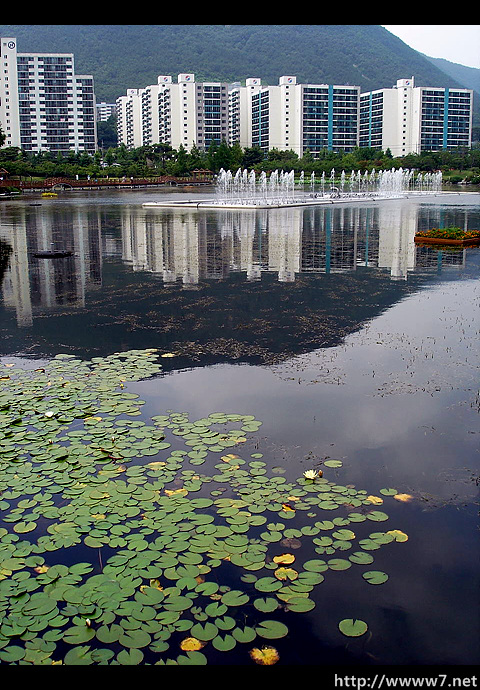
[360,77,473,155]
[118,74,361,157]
[228,78,263,148]
[96,102,116,122]
[116,74,229,152]
[233,76,360,157]
[115,73,474,159]
[0,37,97,154]
[116,89,143,149]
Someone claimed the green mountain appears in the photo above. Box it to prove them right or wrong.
[423,55,480,96]
[0,24,475,103]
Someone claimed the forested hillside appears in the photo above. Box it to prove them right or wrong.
[0,24,473,103]
[424,55,480,96]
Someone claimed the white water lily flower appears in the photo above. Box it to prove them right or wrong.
[303,469,319,480]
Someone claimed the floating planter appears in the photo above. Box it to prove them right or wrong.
[414,227,480,246]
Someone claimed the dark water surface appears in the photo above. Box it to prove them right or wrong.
[0,188,479,667]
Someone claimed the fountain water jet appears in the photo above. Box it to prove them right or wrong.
[144,167,444,209]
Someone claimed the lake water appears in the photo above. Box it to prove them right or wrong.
[0,188,479,669]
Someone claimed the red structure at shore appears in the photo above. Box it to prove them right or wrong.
[0,169,214,192]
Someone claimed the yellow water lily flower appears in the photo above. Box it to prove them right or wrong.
[249,646,280,665]
[303,469,319,480]
[393,493,414,503]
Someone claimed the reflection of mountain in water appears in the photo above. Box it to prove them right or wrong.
[0,199,475,364]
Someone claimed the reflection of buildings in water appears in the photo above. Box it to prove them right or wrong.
[1,200,470,327]
[131,204,390,283]
[0,206,102,326]
[301,205,380,274]
[121,202,469,286]
[377,202,417,280]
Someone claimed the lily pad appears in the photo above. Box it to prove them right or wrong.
[362,570,389,585]
[256,620,289,639]
[285,597,316,613]
[190,621,219,641]
[254,597,279,613]
[220,590,249,607]
[338,619,368,637]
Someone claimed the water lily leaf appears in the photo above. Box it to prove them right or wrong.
[119,629,151,648]
[163,595,194,612]
[285,597,316,613]
[212,633,236,651]
[297,571,324,586]
[358,538,381,551]
[64,645,94,665]
[363,570,389,585]
[254,597,279,613]
[349,551,374,565]
[63,625,96,644]
[317,500,338,510]
[117,648,144,664]
[260,530,283,543]
[324,460,343,468]
[232,626,256,644]
[256,620,289,639]
[195,581,219,596]
[338,619,368,637]
[96,623,123,644]
[366,510,389,522]
[205,601,228,618]
[176,650,208,665]
[369,532,394,545]
[0,646,26,662]
[13,521,37,533]
[216,616,236,631]
[190,621,219,641]
[332,528,355,541]
[255,577,283,592]
[22,594,58,616]
[327,558,352,571]
[84,535,106,548]
[302,559,328,573]
[221,589,249,607]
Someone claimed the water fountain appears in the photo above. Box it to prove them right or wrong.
[143,167,444,209]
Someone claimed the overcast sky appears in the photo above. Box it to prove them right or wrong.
[383,25,480,69]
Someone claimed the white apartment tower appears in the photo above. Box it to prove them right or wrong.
[360,77,473,155]
[96,102,116,122]
[116,89,143,149]
[117,73,473,158]
[228,78,263,148]
[240,76,360,157]
[0,37,97,154]
[117,74,230,151]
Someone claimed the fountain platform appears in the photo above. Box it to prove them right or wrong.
[142,193,406,210]
[142,168,444,210]
[142,192,450,210]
